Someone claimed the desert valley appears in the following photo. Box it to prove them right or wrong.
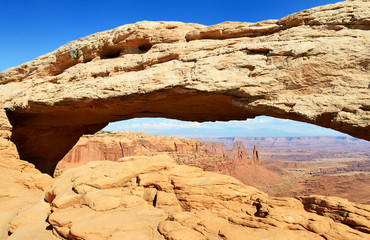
[57,132,370,204]
[0,0,369,239]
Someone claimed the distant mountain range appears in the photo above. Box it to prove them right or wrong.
[197,136,370,161]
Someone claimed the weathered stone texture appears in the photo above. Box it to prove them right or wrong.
[0,0,368,174]
[0,1,369,238]
[45,155,370,240]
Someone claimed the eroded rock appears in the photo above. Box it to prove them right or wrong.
[0,0,368,174]
[43,154,369,240]
[56,132,282,187]
[299,195,370,234]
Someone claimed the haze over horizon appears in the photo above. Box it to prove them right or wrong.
[103,116,350,138]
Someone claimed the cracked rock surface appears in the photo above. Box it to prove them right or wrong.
[0,0,369,174]
[0,1,370,239]
[4,154,368,240]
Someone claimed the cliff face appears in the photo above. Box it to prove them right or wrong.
[252,145,261,165]
[203,142,227,157]
[228,141,250,165]
[57,132,282,187]
[58,132,208,168]
[0,107,54,239]
[0,0,369,174]
[0,108,19,162]
[0,1,369,238]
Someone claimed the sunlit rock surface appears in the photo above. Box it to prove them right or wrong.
[5,154,368,240]
[0,0,369,174]
[56,132,282,187]
[0,1,369,239]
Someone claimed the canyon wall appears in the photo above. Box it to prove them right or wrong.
[57,132,281,187]
[0,1,369,238]
[0,0,369,174]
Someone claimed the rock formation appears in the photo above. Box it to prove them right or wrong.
[0,107,54,240]
[58,132,215,168]
[252,145,261,165]
[228,141,250,165]
[0,0,369,174]
[0,109,19,163]
[203,142,227,157]
[0,106,369,239]
[0,1,369,238]
[220,140,281,187]
[3,154,369,240]
[57,132,282,187]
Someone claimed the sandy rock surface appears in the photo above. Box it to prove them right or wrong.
[57,132,282,187]
[0,0,368,174]
[0,1,369,239]
[45,155,370,239]
[0,144,369,239]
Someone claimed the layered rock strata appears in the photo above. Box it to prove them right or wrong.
[9,154,369,240]
[0,108,54,240]
[56,132,282,187]
[0,0,369,174]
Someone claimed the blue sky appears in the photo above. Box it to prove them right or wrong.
[1,0,346,137]
[0,0,340,72]
[104,117,347,137]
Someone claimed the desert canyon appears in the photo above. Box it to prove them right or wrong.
[57,132,370,204]
[0,0,369,239]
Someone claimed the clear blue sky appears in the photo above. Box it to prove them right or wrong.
[1,0,347,137]
[0,0,340,72]
[104,117,348,138]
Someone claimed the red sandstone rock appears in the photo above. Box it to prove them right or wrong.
[0,1,369,239]
[227,141,250,165]
[203,142,227,157]
[57,132,282,187]
[252,145,262,165]
[0,0,369,175]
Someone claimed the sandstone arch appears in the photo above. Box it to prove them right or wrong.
[0,0,369,175]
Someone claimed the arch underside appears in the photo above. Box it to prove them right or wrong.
[6,88,369,175]
[1,1,369,174]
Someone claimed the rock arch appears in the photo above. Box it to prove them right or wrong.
[0,0,369,174]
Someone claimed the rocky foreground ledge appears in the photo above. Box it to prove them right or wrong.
[0,0,369,239]
[1,154,369,240]
[1,108,369,240]
[0,0,369,175]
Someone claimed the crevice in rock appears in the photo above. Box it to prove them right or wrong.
[8,231,12,236]
[138,43,152,53]
[100,46,122,59]
[119,141,125,157]
[247,48,271,56]
[241,65,256,71]
[218,231,227,240]
[72,186,78,194]
[153,192,158,207]
[46,225,53,231]
[83,58,93,63]
[315,112,337,126]
[360,105,370,112]
[321,235,328,240]
[45,214,54,232]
